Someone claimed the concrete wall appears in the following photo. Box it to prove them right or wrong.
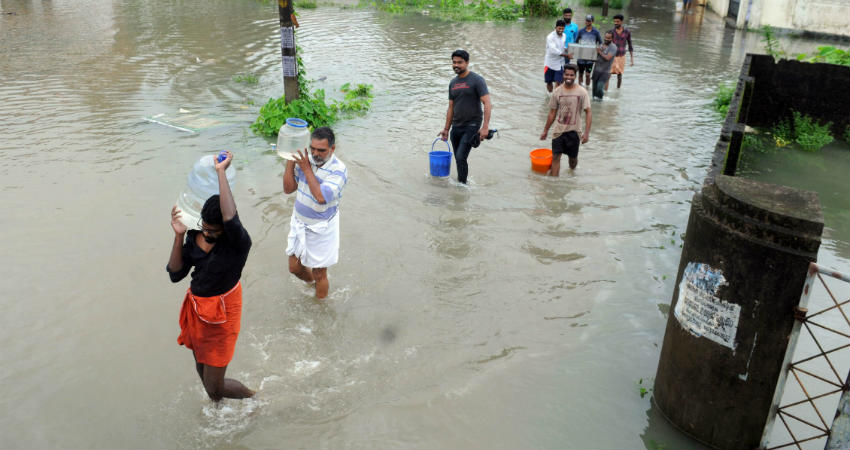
[708,0,850,38]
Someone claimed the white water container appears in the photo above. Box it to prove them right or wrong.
[175,154,236,230]
[276,118,310,159]
[676,1,684,11]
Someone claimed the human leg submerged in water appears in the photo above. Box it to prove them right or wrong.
[450,126,478,184]
[193,352,254,401]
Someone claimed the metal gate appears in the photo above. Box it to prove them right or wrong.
[762,263,850,450]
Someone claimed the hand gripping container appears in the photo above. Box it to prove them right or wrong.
[276,118,310,158]
[176,154,236,229]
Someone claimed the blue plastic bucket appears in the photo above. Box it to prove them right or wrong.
[429,138,452,177]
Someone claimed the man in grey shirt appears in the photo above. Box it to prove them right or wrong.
[439,49,492,184]
[591,31,617,100]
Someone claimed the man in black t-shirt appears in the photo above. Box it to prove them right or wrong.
[439,49,492,184]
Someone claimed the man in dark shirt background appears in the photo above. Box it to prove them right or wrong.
[439,49,492,184]
[576,15,602,87]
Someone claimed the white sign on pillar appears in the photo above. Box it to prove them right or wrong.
[674,262,741,350]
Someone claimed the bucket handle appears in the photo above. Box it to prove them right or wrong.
[431,138,451,154]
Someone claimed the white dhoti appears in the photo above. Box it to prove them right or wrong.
[285,213,340,268]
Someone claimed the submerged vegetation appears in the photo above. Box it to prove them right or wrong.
[251,29,374,137]
[232,73,259,84]
[252,84,373,136]
[711,82,735,117]
[790,111,833,152]
[742,112,836,155]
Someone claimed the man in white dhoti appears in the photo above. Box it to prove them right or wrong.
[283,127,348,299]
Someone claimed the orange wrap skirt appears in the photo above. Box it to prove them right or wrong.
[177,282,242,368]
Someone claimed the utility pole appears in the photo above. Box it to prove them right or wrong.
[278,0,299,102]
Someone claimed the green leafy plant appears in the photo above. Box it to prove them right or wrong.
[637,378,653,399]
[771,117,793,147]
[760,25,784,59]
[295,0,318,8]
[792,111,833,152]
[232,73,259,84]
[252,83,374,137]
[365,0,529,21]
[522,0,559,16]
[712,82,735,117]
[795,45,850,66]
[844,125,850,143]
[252,89,338,136]
[742,133,768,154]
[583,0,625,8]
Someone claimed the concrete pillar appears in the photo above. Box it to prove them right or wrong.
[653,175,823,449]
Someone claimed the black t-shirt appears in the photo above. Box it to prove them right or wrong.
[448,71,489,127]
[166,214,252,297]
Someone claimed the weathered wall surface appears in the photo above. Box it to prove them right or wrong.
[746,54,850,136]
[708,0,850,38]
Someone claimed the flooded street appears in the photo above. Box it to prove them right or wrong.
[1,0,847,448]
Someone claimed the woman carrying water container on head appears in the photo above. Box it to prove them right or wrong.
[283,127,348,300]
[167,151,255,402]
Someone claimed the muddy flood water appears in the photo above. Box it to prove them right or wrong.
[1,0,848,448]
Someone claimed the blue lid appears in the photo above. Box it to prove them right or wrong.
[286,118,308,128]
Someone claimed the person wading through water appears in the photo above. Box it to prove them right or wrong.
[539,65,592,176]
[439,49,492,184]
[168,151,255,402]
[283,126,348,300]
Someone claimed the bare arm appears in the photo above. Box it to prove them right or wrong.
[214,151,236,222]
[167,205,189,280]
[582,107,592,144]
[293,149,326,204]
[540,108,557,139]
[440,100,454,141]
[283,160,297,194]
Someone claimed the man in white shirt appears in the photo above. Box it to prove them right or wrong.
[544,19,569,93]
[283,127,348,299]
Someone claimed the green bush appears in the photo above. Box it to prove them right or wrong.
[295,0,318,8]
[795,45,850,66]
[583,0,624,8]
[366,0,524,20]
[792,111,833,152]
[252,84,374,137]
[523,0,560,16]
[742,133,768,154]
[771,117,793,147]
[844,125,850,143]
[712,82,734,117]
[252,90,338,137]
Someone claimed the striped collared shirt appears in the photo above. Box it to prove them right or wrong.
[293,154,347,225]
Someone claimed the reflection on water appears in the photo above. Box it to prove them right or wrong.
[1,0,847,448]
